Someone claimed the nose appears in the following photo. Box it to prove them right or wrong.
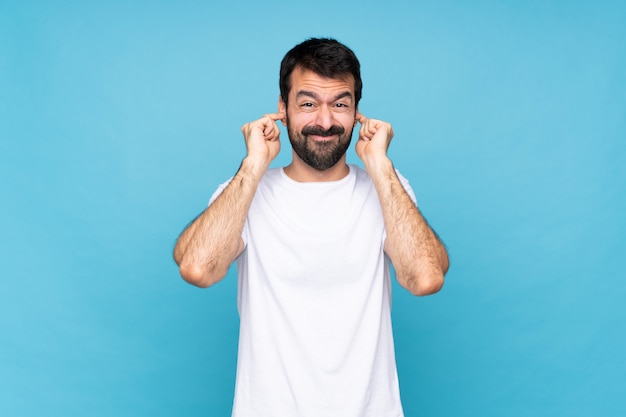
[314,105,334,130]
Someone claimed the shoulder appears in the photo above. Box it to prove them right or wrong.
[349,164,409,186]
[394,168,411,187]
[349,164,371,184]
[394,168,417,205]
[350,164,418,205]
[209,168,284,206]
[260,167,283,183]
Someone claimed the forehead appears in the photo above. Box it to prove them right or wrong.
[289,68,355,98]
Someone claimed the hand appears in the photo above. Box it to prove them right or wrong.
[241,112,285,169]
[355,113,394,166]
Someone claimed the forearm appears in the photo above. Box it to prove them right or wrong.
[365,156,449,296]
[174,157,265,287]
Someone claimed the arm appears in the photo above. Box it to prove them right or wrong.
[173,112,285,287]
[356,113,449,296]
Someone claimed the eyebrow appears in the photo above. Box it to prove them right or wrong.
[296,90,353,102]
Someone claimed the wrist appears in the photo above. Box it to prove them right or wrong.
[241,156,270,180]
[363,154,393,176]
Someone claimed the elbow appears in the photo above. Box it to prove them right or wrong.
[401,269,445,296]
[178,261,225,288]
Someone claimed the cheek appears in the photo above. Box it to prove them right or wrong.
[337,114,356,130]
[290,112,316,129]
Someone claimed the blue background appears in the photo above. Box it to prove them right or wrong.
[1,1,625,416]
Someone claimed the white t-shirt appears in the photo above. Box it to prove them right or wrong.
[211,164,416,417]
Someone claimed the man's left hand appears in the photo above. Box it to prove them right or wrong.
[355,113,394,166]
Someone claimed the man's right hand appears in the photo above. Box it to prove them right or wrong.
[241,112,285,171]
[174,111,286,288]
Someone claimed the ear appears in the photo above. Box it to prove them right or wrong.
[278,96,287,126]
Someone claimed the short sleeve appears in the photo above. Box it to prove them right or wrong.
[395,169,418,207]
[208,177,233,206]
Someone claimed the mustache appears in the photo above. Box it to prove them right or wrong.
[301,125,345,137]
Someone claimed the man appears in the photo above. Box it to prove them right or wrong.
[174,38,449,417]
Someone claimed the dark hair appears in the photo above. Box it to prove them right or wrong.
[279,38,362,106]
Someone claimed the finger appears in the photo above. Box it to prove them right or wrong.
[358,120,372,140]
[356,112,367,124]
[261,115,282,139]
[263,121,277,138]
[265,112,285,122]
[263,112,283,127]
[367,119,380,135]
[358,119,376,139]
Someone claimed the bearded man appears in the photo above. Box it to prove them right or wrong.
[174,37,449,417]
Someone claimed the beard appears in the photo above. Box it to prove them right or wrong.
[286,114,354,171]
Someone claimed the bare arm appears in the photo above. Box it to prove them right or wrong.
[173,112,285,287]
[356,113,449,296]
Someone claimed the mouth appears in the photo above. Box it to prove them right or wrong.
[308,134,337,142]
[301,125,345,141]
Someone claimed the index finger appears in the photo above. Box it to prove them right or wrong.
[356,112,367,124]
[265,112,285,121]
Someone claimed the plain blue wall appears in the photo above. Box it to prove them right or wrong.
[1,1,624,416]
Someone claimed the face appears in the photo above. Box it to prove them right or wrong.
[280,68,357,171]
